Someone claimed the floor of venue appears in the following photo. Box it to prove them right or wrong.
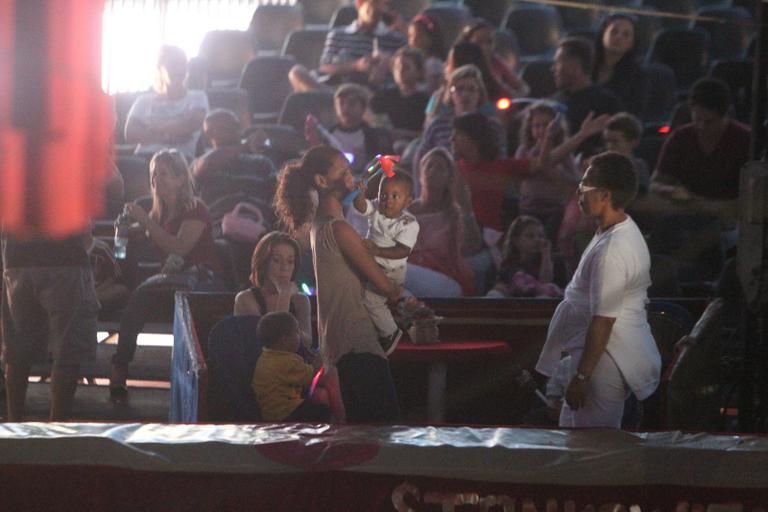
[0,334,172,422]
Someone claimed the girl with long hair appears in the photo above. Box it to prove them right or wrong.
[515,102,579,239]
[592,13,649,117]
[407,148,480,296]
[110,149,222,400]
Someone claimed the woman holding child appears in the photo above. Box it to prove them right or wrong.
[275,145,405,422]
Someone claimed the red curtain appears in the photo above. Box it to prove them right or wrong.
[0,0,112,238]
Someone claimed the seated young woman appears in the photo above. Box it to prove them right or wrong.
[234,231,312,351]
[407,148,480,297]
[110,149,223,400]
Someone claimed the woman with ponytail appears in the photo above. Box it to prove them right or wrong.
[274,145,403,422]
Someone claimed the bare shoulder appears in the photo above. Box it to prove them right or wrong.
[331,219,362,246]
[234,289,261,315]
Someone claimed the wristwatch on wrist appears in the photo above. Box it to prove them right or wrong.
[575,372,590,381]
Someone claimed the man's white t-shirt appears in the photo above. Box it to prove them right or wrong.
[126,89,209,160]
[362,198,419,273]
[536,216,661,400]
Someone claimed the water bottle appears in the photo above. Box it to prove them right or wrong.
[113,209,130,260]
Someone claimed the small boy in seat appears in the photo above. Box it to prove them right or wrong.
[252,312,343,422]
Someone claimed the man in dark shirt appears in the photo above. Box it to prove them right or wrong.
[551,37,621,157]
[1,232,99,420]
[190,109,276,205]
[647,78,749,279]
[651,78,749,202]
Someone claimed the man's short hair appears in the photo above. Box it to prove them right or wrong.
[558,37,594,75]
[334,83,371,106]
[257,312,298,348]
[606,112,642,142]
[689,77,731,116]
[586,151,638,209]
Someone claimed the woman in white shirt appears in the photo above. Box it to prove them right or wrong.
[535,151,660,428]
[125,45,209,161]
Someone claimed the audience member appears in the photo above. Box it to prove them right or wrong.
[647,78,749,280]
[125,45,209,161]
[352,171,418,353]
[234,231,313,351]
[408,148,479,296]
[415,64,505,188]
[552,37,621,157]
[110,150,223,401]
[452,112,529,235]
[515,103,580,239]
[457,19,529,100]
[425,43,504,122]
[319,0,405,86]
[1,230,99,420]
[407,14,445,93]
[651,78,748,204]
[369,47,430,143]
[329,83,393,174]
[251,312,343,422]
[275,145,404,422]
[191,109,276,205]
[487,215,566,298]
[537,152,660,428]
[592,14,650,117]
[602,112,650,194]
[452,110,609,236]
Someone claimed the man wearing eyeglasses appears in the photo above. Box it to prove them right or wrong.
[535,152,661,428]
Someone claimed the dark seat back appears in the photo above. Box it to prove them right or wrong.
[249,4,304,52]
[462,0,514,27]
[421,2,471,50]
[709,58,753,123]
[197,30,254,88]
[278,90,336,134]
[503,4,562,58]
[238,56,297,124]
[646,27,710,90]
[281,27,330,70]
[692,6,753,62]
[642,62,677,123]
[207,314,263,422]
[329,4,357,28]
